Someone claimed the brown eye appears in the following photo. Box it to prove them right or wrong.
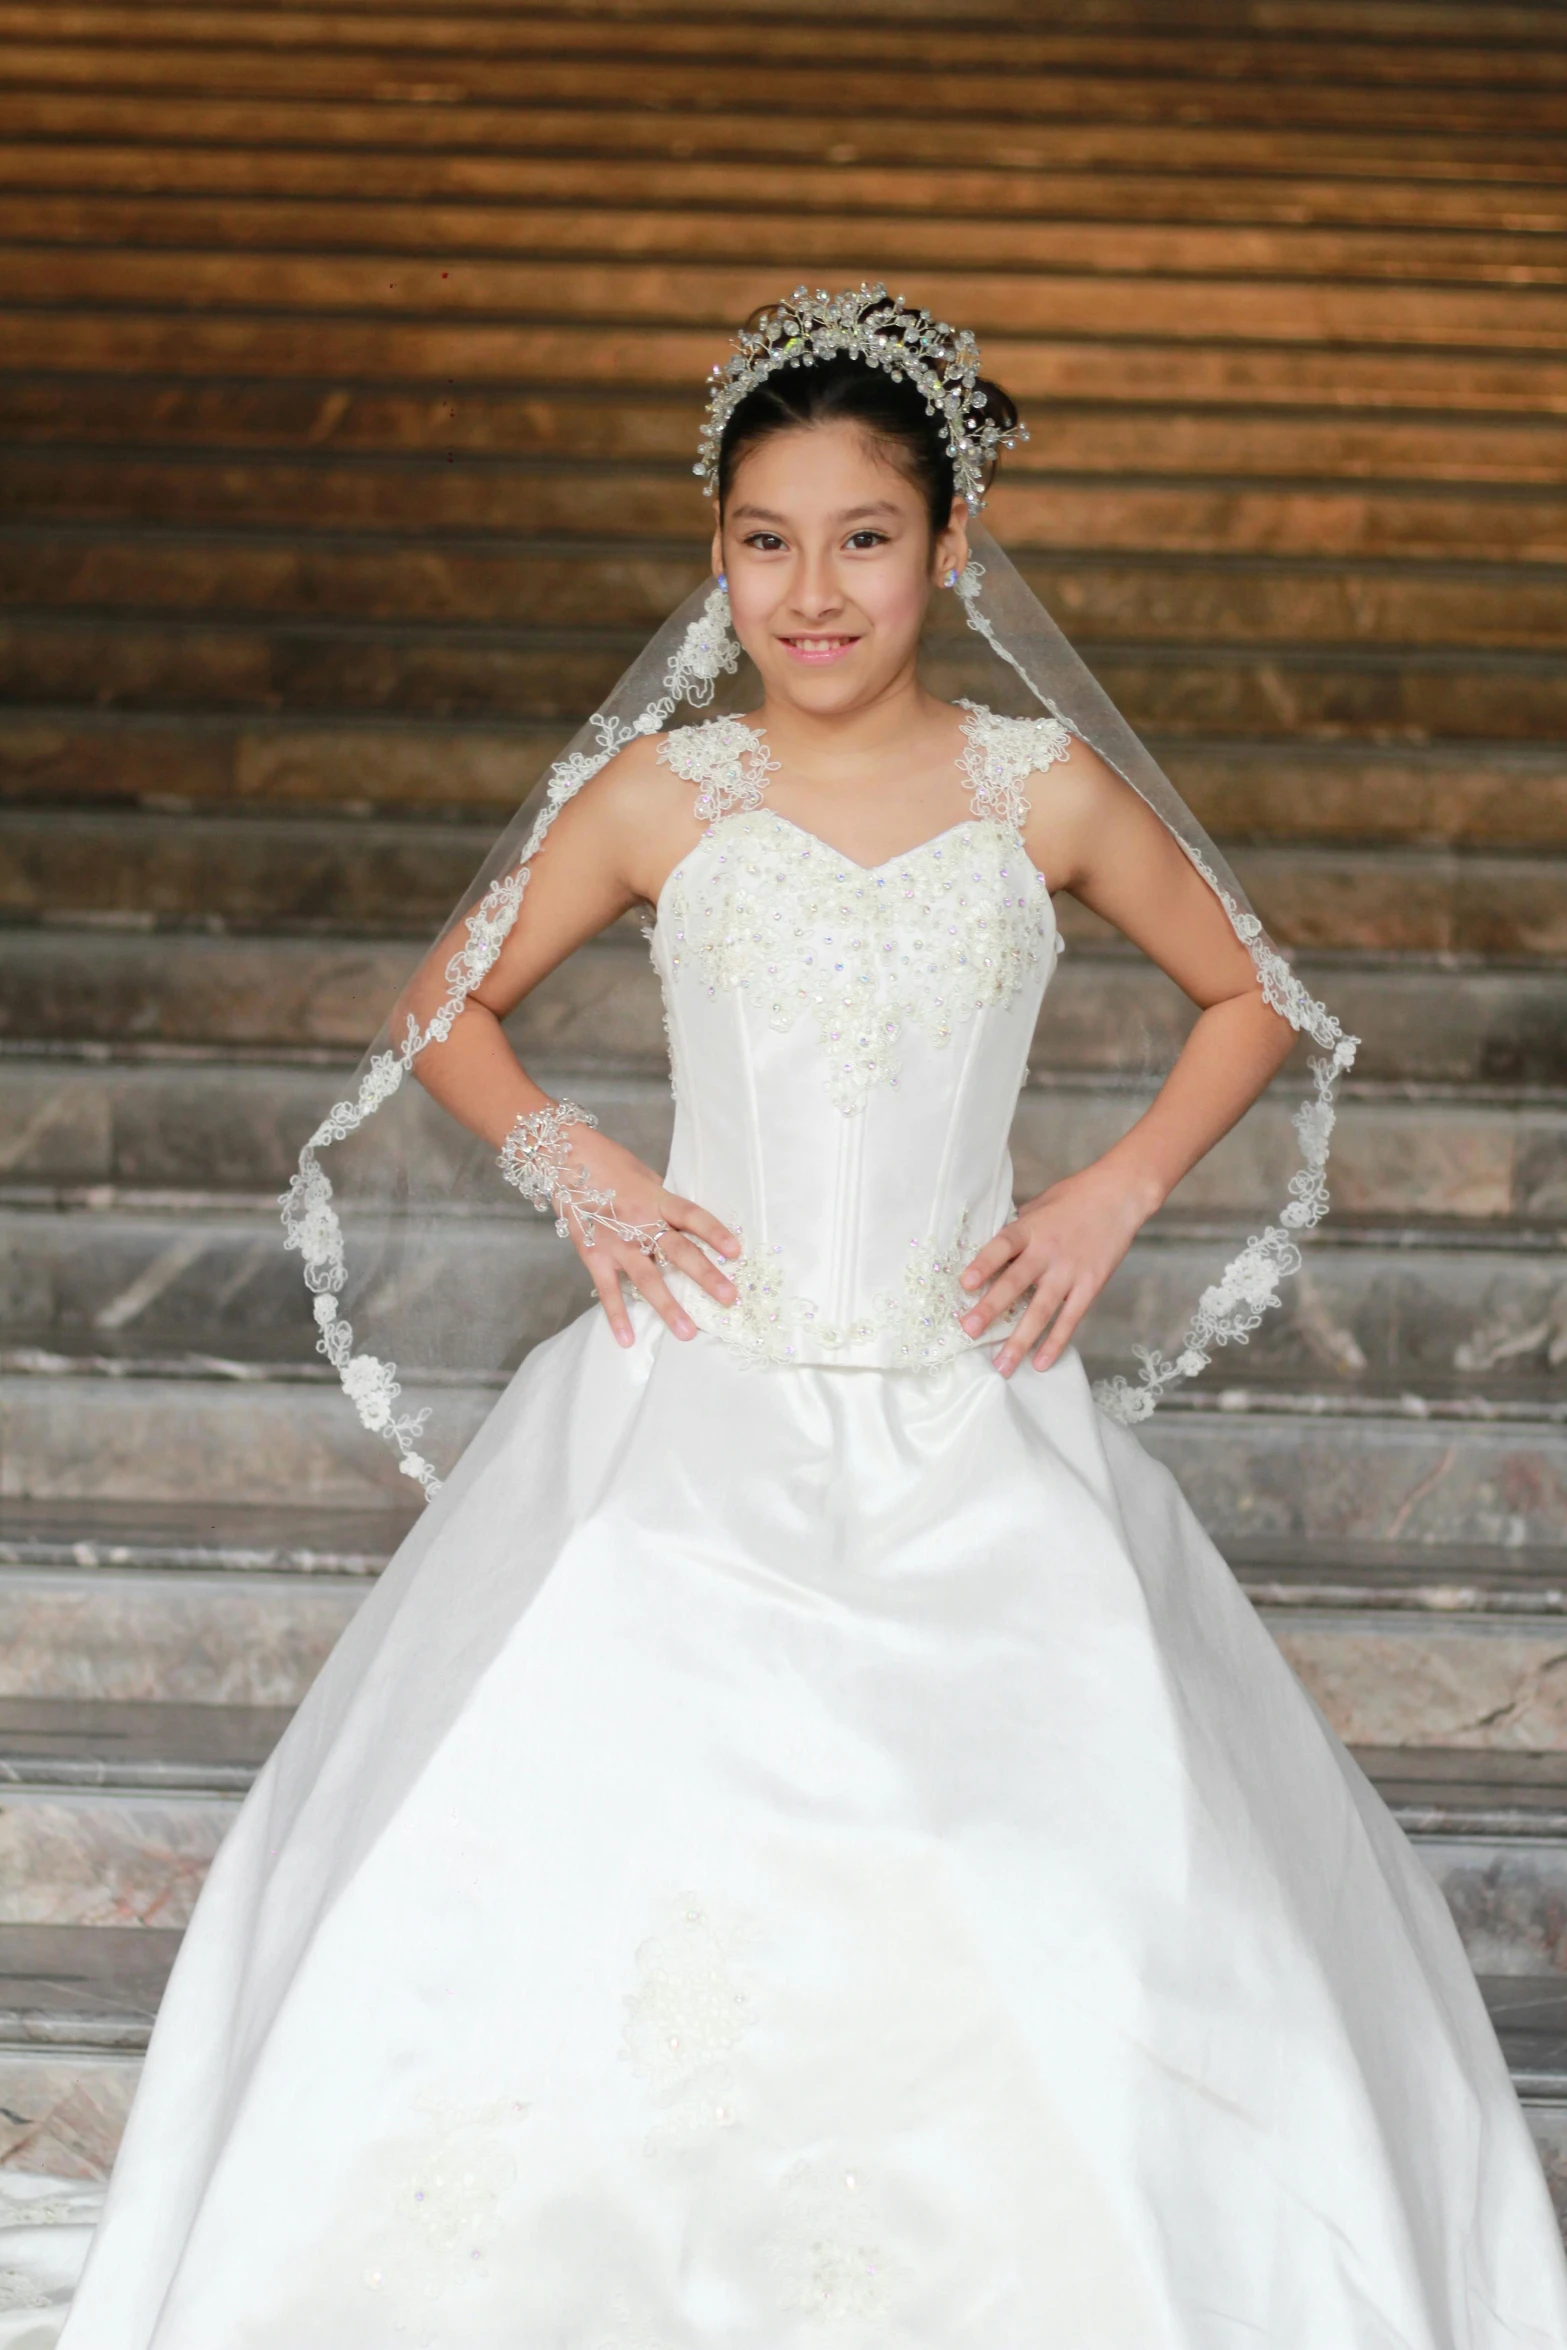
[845,531,887,550]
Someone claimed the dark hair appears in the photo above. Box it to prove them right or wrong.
[715,349,1019,535]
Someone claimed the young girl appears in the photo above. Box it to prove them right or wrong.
[54,289,1567,2347]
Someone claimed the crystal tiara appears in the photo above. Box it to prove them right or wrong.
[695,282,1028,513]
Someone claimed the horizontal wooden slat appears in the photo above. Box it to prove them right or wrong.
[6,709,1562,853]
[6,253,1567,356]
[1,145,1565,237]
[7,42,1567,131]
[8,195,1567,289]
[1,612,1563,746]
[1,91,1556,182]
[3,7,1566,85]
[61,0,1567,35]
[3,530,1561,651]
[5,454,1566,571]
[7,314,1565,418]
[3,378,1563,487]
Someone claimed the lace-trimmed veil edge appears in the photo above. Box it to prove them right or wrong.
[278,515,1357,1498]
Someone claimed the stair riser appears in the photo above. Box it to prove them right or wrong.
[4,716,1565,860]
[0,1569,364,1707]
[0,1790,233,1930]
[5,1370,1567,1540]
[4,1797,1562,1980]
[0,2049,137,2179]
[9,2051,1533,2222]
[4,622,1565,753]
[7,1207,1567,1390]
[6,927,1567,1093]
[5,127,1567,227]
[5,380,1564,485]
[9,247,1567,332]
[12,528,1567,648]
[5,1053,1560,1222]
[5,811,1567,957]
[10,484,1567,578]
[4,1565,1567,1760]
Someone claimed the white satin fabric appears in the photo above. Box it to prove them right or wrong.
[51,731,1567,2345]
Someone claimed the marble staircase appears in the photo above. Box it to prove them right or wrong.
[3,0,1567,2209]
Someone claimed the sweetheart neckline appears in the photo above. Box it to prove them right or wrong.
[652,809,1051,927]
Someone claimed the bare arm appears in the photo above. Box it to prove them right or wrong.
[397,736,740,1344]
[959,740,1296,1376]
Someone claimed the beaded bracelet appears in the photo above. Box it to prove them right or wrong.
[497,1098,666,1255]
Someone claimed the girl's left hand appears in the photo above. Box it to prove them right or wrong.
[956,1164,1155,1378]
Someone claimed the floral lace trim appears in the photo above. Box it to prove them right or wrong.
[655,712,778,820]
[279,590,742,1496]
[1091,837,1359,1426]
[954,697,1071,830]
[681,1214,1023,1369]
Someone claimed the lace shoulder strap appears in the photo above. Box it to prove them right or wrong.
[955,698,1072,833]
[656,715,778,824]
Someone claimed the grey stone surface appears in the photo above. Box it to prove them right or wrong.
[6,1045,1566,1224]
[10,1198,1567,1393]
[8,919,1567,1084]
[0,1790,237,1928]
[0,1566,366,1704]
[0,2046,139,2178]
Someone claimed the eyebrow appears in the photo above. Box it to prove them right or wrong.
[728,501,904,524]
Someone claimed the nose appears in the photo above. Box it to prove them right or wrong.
[789,545,844,621]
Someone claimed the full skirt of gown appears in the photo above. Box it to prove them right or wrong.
[46,1300,1567,2349]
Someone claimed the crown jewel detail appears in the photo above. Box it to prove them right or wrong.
[696,283,1027,512]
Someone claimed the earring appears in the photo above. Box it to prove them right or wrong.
[942,565,959,588]
[717,570,728,593]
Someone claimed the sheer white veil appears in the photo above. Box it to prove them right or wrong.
[280,378,1357,1502]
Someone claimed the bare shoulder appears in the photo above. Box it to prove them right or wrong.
[539,726,710,907]
[546,728,687,843]
[1022,730,1151,892]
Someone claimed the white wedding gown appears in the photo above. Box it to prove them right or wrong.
[48,709,1567,2346]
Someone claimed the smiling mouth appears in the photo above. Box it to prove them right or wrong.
[780,635,860,663]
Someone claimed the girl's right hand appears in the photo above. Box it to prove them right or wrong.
[553,1126,740,1346]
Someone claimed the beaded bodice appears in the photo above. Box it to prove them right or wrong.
[650,701,1072,1368]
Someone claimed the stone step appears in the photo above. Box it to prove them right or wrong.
[6,913,1567,1085]
[11,192,1567,291]
[4,713,1563,859]
[5,39,1563,135]
[7,1032,1565,1224]
[4,1495,1567,1753]
[5,802,1566,956]
[0,1919,1559,2194]
[4,1358,1567,1556]
[9,308,1564,423]
[12,458,1567,573]
[2,1699,1566,1967]
[8,516,1567,626]
[6,1192,1567,1391]
[5,377,1565,488]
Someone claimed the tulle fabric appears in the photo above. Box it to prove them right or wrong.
[278,520,1356,1496]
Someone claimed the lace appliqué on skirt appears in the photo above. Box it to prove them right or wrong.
[621,1892,760,2152]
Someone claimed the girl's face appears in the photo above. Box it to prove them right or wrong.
[715,419,968,715]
